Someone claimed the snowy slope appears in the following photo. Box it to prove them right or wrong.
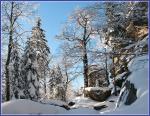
[103,55,149,114]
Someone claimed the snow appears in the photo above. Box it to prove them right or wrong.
[104,93,148,114]
[34,78,39,87]
[70,95,117,113]
[115,86,128,108]
[115,72,127,80]
[18,91,24,98]
[104,55,149,114]
[36,51,41,55]
[127,55,148,98]
[1,98,106,114]
[29,83,35,97]
[2,99,66,114]
[71,96,98,108]
[2,55,148,115]
[39,99,68,106]
[27,71,31,81]
[111,86,120,95]
[65,107,98,114]
[27,58,31,64]
[85,87,110,92]
[124,35,148,50]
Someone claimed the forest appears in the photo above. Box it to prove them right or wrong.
[1,1,149,115]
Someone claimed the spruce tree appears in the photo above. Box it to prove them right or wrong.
[48,65,65,101]
[20,18,50,100]
[21,37,40,101]
[31,18,50,95]
[9,42,21,99]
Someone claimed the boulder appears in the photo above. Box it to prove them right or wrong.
[68,101,75,106]
[85,87,111,102]
[94,105,108,110]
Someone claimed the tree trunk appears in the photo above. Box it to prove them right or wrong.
[112,51,117,96]
[82,32,88,88]
[82,24,89,97]
[44,76,47,95]
[43,67,47,95]
[105,53,109,86]
[5,29,13,101]
[64,65,69,101]
[83,47,88,88]
[5,2,14,101]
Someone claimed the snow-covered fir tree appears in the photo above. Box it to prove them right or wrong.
[9,42,21,99]
[20,18,50,100]
[19,19,50,100]
[31,18,50,95]
[48,65,66,101]
[20,37,40,101]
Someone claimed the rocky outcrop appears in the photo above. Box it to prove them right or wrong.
[115,71,131,88]
[85,87,111,102]
[124,81,137,105]
[116,80,137,107]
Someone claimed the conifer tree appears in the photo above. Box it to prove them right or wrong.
[21,37,40,101]
[31,18,50,95]
[20,18,50,100]
[9,42,21,99]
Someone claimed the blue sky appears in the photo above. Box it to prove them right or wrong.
[38,2,96,55]
[37,2,98,90]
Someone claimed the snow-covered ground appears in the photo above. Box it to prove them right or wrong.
[1,55,149,114]
[70,95,117,112]
[2,99,66,114]
[1,96,117,115]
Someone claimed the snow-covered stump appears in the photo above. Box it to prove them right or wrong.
[85,87,111,102]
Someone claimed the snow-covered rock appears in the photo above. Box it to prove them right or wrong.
[116,55,148,107]
[115,71,131,88]
[104,55,148,114]
[85,87,111,101]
